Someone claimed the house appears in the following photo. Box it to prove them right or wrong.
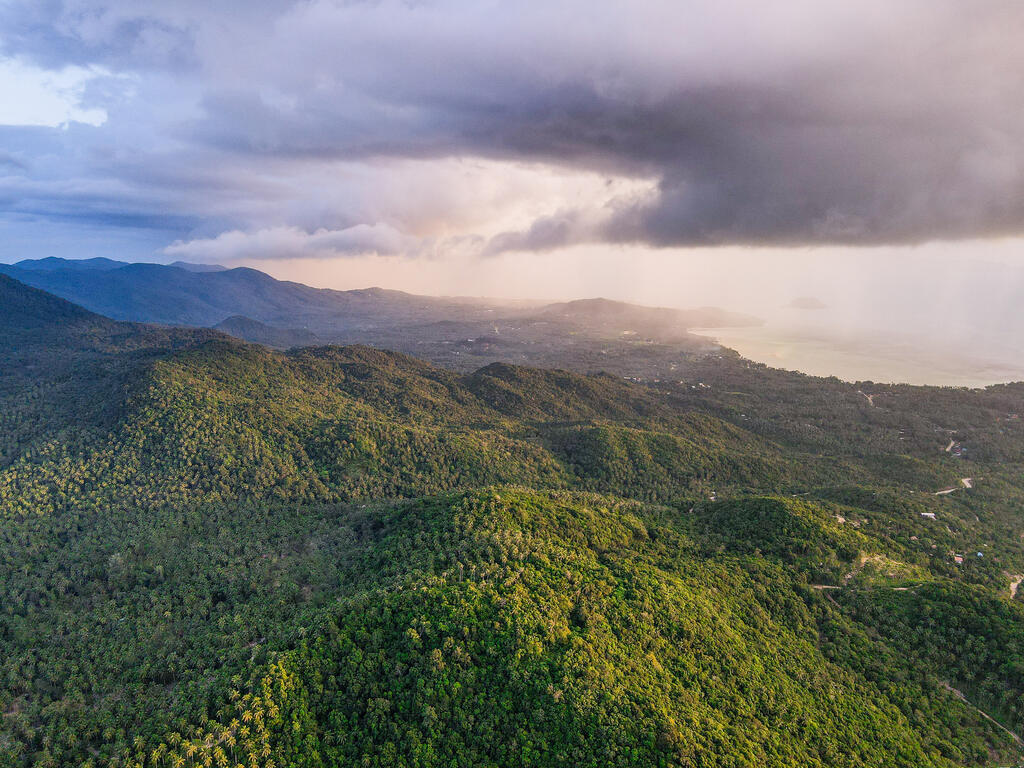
[921,512,937,520]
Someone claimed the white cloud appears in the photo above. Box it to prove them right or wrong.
[154,158,653,262]
[163,223,419,261]
[0,58,110,126]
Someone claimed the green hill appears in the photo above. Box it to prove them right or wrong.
[0,272,110,331]
[95,491,1022,768]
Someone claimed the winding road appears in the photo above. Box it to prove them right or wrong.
[941,682,1024,749]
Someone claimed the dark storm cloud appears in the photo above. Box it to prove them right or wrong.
[2,0,1024,256]
[476,76,1024,249]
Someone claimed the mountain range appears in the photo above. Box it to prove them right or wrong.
[0,258,759,377]
[0,257,757,333]
[2,271,1024,767]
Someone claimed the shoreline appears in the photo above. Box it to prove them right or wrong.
[690,326,1024,388]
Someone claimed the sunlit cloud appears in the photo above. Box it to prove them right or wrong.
[164,224,419,260]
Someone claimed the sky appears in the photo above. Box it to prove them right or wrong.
[2,0,1024,363]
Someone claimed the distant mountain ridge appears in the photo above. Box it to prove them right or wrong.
[0,258,759,351]
[167,260,228,272]
[0,258,444,329]
[12,256,129,272]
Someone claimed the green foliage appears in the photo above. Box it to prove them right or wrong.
[841,582,1024,730]
[688,497,867,579]
[110,491,1019,768]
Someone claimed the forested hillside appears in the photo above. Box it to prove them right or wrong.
[3,274,1024,767]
